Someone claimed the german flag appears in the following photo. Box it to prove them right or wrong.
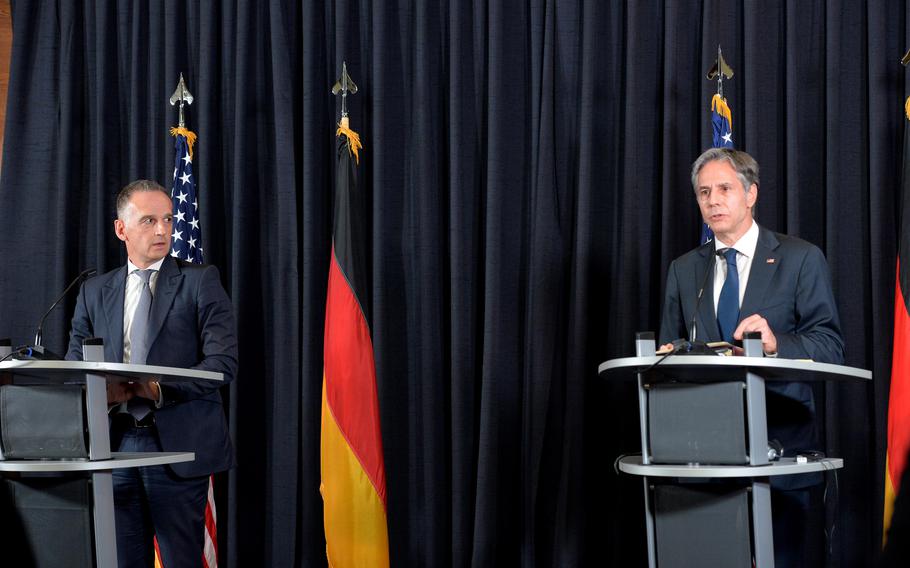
[885,97,910,544]
[320,117,389,566]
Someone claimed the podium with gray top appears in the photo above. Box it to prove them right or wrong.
[599,332,871,568]
[0,339,222,568]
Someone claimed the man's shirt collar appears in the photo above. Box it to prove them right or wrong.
[714,219,759,259]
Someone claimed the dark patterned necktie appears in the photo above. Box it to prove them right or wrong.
[716,248,740,343]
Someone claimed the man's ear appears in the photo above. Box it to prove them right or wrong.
[747,183,758,208]
[114,219,127,242]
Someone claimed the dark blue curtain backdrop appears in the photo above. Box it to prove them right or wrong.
[0,1,903,566]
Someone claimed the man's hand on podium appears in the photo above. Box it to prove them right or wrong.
[131,380,160,402]
[106,380,161,404]
[107,381,134,404]
[733,314,778,355]
[658,342,674,354]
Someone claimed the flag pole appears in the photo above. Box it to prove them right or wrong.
[700,45,736,244]
[323,62,389,567]
[161,74,215,567]
[332,61,359,130]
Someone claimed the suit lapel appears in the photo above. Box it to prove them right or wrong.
[694,246,722,342]
[102,267,127,361]
[146,256,183,356]
[740,227,780,318]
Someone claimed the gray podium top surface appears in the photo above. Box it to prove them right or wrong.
[617,455,843,478]
[599,355,871,382]
[0,360,222,384]
[0,452,195,472]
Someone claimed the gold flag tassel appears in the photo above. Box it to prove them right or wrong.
[336,116,363,164]
[711,94,733,130]
[170,126,197,158]
[905,96,910,121]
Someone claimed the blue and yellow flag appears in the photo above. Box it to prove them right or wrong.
[700,94,734,244]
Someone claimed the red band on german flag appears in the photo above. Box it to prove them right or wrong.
[321,247,388,566]
[324,249,387,504]
[886,266,910,537]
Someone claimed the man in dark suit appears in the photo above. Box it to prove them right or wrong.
[66,180,237,568]
[659,148,844,567]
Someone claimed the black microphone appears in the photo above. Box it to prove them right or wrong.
[688,250,725,342]
[666,250,727,356]
[34,268,97,348]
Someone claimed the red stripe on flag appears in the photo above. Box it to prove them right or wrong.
[324,249,386,505]
[889,265,910,494]
[203,475,218,568]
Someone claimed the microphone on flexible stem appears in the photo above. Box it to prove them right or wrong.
[674,250,726,355]
[30,268,97,357]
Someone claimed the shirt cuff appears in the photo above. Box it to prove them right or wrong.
[154,381,164,408]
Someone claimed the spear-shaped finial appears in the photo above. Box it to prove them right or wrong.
[706,45,734,98]
[901,49,910,120]
[169,73,194,128]
[331,62,358,128]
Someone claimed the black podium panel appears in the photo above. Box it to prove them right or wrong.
[654,483,752,568]
[0,384,88,459]
[649,381,748,464]
[2,477,94,568]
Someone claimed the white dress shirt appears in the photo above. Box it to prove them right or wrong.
[119,257,166,409]
[712,219,759,315]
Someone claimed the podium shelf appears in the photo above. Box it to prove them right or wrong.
[617,455,843,478]
[0,452,195,472]
[599,355,871,383]
[0,359,222,383]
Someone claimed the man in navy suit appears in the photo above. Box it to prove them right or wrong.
[659,148,844,567]
[66,180,237,568]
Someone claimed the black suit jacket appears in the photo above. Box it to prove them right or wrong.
[66,255,238,478]
[659,226,844,475]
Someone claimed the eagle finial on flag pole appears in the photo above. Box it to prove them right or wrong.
[706,44,734,99]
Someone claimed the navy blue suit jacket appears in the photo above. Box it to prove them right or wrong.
[659,226,844,470]
[66,255,238,478]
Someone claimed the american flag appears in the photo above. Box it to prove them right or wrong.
[170,128,204,263]
[154,126,218,568]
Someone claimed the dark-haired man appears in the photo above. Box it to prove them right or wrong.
[659,148,844,567]
[66,179,237,568]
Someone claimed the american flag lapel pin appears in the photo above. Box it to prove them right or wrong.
[767,258,776,264]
